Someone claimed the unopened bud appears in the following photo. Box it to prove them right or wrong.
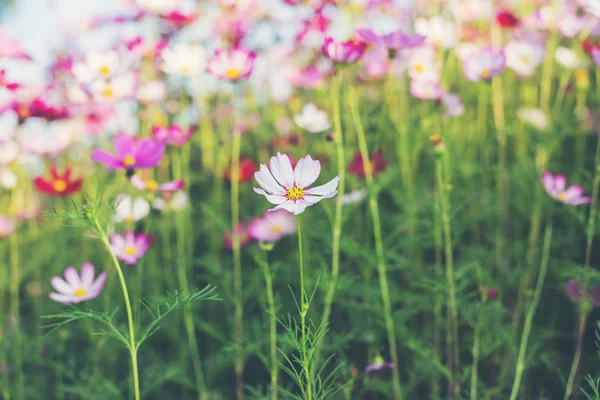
[259,241,275,251]
[429,134,446,156]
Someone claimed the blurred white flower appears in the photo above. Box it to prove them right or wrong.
[136,0,178,14]
[505,40,545,77]
[415,16,457,49]
[152,191,189,212]
[341,189,367,205]
[114,195,150,223]
[138,80,167,104]
[72,51,120,84]
[518,107,550,131]
[90,73,136,102]
[161,43,206,77]
[555,47,589,69]
[407,46,439,81]
[294,103,331,133]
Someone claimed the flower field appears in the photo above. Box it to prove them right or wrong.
[3,0,600,399]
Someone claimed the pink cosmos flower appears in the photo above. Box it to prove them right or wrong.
[49,263,107,304]
[322,37,367,64]
[0,29,32,61]
[253,153,340,215]
[152,124,194,147]
[287,66,326,89]
[110,231,151,265]
[565,281,600,307]
[92,133,165,170]
[463,47,505,82]
[0,215,14,237]
[223,224,251,250]
[357,28,425,50]
[542,172,591,205]
[592,48,600,68]
[247,210,297,243]
[441,92,465,117]
[0,70,20,91]
[207,47,256,82]
[410,79,442,100]
[130,174,184,193]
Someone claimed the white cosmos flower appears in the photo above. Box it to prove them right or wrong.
[341,189,367,205]
[90,73,136,102]
[555,47,589,69]
[161,43,206,77]
[152,191,189,212]
[114,195,150,223]
[72,51,120,83]
[294,103,331,133]
[253,153,340,215]
[586,0,600,18]
[518,107,550,131]
[136,0,178,14]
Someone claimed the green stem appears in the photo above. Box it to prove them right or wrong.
[316,71,345,368]
[563,137,600,400]
[434,152,460,397]
[260,251,278,400]
[349,84,403,400]
[96,221,140,400]
[509,222,553,400]
[231,88,244,400]
[297,215,312,400]
[9,231,23,400]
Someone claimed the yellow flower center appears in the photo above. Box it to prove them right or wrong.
[558,192,566,202]
[52,179,67,192]
[520,55,529,63]
[226,68,241,80]
[99,65,111,76]
[102,86,114,97]
[481,69,491,79]
[73,288,87,298]
[123,155,136,167]
[271,225,282,234]
[125,246,137,256]
[18,106,30,118]
[415,64,424,73]
[180,65,192,74]
[145,179,159,192]
[285,185,305,201]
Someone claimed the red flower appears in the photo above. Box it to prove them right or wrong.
[225,156,257,183]
[496,10,519,28]
[583,39,600,56]
[34,166,83,197]
[348,151,387,179]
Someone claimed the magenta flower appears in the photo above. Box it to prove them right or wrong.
[248,210,297,243]
[357,28,425,50]
[542,172,591,206]
[152,124,194,147]
[365,357,395,373]
[565,281,600,307]
[92,133,165,170]
[463,47,505,82]
[592,48,600,68]
[49,263,107,304]
[322,36,367,64]
[110,231,150,265]
[207,47,256,82]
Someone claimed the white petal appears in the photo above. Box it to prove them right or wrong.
[132,197,150,220]
[254,187,288,204]
[295,155,321,188]
[305,176,340,196]
[51,276,73,294]
[271,200,297,214]
[255,164,285,195]
[64,267,81,287]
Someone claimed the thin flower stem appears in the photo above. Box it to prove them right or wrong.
[563,137,600,400]
[96,221,140,400]
[434,153,460,397]
[509,222,553,400]
[231,86,244,400]
[349,84,403,400]
[316,71,345,368]
[470,269,485,400]
[297,215,312,400]
[9,230,23,400]
[260,250,278,400]
[173,147,208,400]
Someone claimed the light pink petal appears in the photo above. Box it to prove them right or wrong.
[130,175,146,190]
[554,175,567,193]
[158,180,184,192]
[50,276,73,294]
[563,185,585,202]
[49,292,74,304]
[80,262,95,287]
[87,271,107,296]
[63,267,81,287]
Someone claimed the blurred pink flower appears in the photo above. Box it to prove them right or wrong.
[463,47,505,82]
[207,47,256,82]
[130,174,184,193]
[223,224,251,250]
[111,231,151,265]
[0,29,32,61]
[0,215,14,238]
[248,210,297,243]
[152,124,194,147]
[92,133,165,170]
[542,172,591,206]
[322,37,367,64]
[49,263,107,304]
[410,79,441,100]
